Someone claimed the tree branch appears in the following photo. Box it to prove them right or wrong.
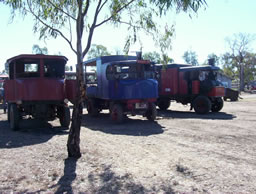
[82,0,90,18]
[48,0,76,21]
[26,0,77,54]
[95,0,136,28]
[82,0,102,57]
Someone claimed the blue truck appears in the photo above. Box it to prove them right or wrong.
[84,55,158,123]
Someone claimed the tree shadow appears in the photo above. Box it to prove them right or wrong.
[0,119,68,149]
[87,164,175,194]
[87,164,146,194]
[81,113,165,136]
[157,110,236,120]
[52,158,78,194]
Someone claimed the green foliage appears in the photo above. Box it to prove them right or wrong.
[87,44,111,59]
[223,33,256,90]
[143,51,161,63]
[222,51,256,83]
[183,49,198,65]
[32,44,48,54]
[150,0,207,16]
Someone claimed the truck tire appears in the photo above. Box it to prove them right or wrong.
[60,106,71,127]
[211,97,224,112]
[157,98,170,110]
[146,103,157,121]
[87,99,99,117]
[10,103,19,130]
[193,96,211,114]
[110,104,124,123]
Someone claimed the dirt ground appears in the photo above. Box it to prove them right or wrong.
[0,93,256,193]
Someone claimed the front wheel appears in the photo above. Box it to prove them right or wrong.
[110,104,124,124]
[193,96,211,114]
[59,106,71,127]
[10,103,20,130]
[211,97,224,112]
[157,98,170,110]
[146,103,157,121]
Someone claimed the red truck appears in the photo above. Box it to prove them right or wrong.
[156,64,225,114]
[4,54,71,130]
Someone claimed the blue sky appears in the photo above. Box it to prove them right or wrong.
[0,0,256,71]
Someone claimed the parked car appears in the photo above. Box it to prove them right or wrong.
[83,55,158,123]
[156,64,225,114]
[4,54,71,130]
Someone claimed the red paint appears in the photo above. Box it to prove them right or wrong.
[192,81,200,94]
[208,87,225,97]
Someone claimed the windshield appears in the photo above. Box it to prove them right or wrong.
[106,63,155,80]
[44,59,65,78]
[199,70,218,81]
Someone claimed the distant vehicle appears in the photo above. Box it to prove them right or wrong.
[156,64,225,114]
[4,54,71,130]
[0,74,8,113]
[84,55,158,123]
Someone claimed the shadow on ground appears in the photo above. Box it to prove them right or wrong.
[51,161,175,194]
[0,118,68,149]
[52,158,78,194]
[157,109,236,120]
[81,113,165,136]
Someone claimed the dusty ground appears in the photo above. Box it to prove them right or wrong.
[0,93,256,193]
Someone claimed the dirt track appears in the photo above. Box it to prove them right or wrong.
[0,93,256,193]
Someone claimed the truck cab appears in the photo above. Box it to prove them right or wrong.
[4,54,71,130]
[84,55,158,123]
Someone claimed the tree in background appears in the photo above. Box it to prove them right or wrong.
[183,49,199,65]
[223,33,255,91]
[87,44,111,59]
[143,51,161,63]
[32,44,48,54]
[2,0,206,158]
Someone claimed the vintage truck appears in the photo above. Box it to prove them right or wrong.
[83,55,158,123]
[4,54,71,130]
[156,64,225,114]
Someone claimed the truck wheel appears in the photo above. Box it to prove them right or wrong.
[146,103,157,121]
[211,97,224,112]
[193,96,211,114]
[60,106,71,127]
[87,99,99,117]
[157,98,170,110]
[110,104,124,123]
[10,104,19,130]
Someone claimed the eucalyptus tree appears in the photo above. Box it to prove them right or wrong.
[183,49,199,66]
[2,0,206,158]
[224,33,255,91]
[32,44,48,55]
[87,44,111,59]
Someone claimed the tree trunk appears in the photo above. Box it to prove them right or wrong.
[240,64,245,91]
[67,1,85,158]
[67,100,83,158]
[67,54,85,158]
